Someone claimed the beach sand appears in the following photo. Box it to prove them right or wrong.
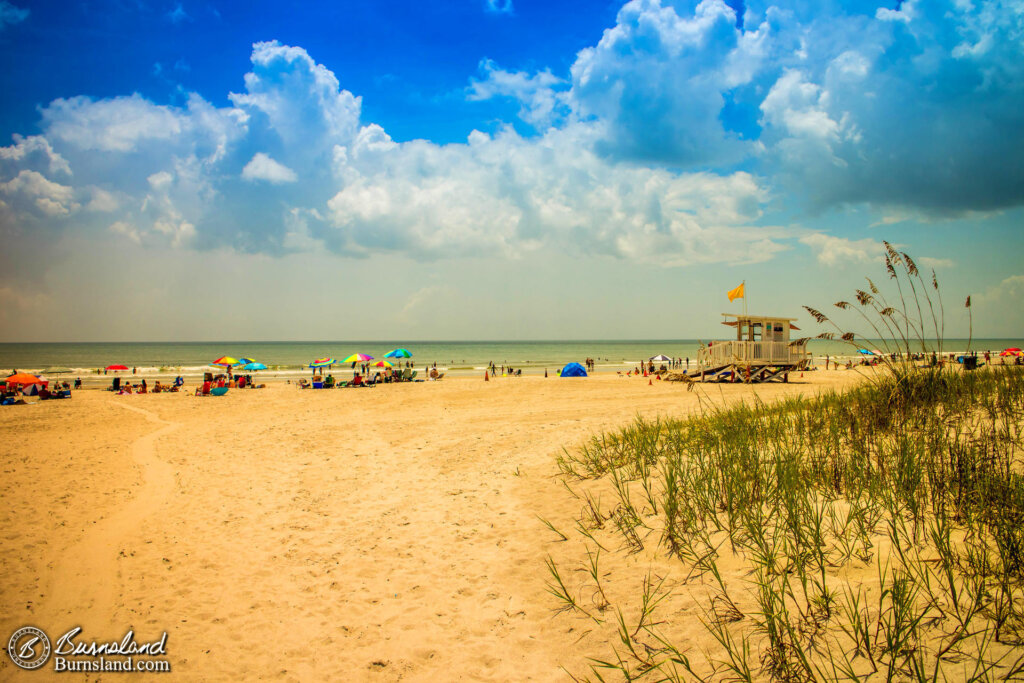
[0,370,865,681]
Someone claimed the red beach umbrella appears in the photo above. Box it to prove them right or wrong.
[106,364,129,371]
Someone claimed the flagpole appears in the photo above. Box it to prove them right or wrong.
[743,280,747,317]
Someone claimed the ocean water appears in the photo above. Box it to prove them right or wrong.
[0,338,1019,380]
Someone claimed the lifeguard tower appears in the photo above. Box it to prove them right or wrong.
[692,313,811,383]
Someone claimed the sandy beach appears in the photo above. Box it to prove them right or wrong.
[2,370,868,680]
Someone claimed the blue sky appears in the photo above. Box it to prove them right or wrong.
[0,0,1022,341]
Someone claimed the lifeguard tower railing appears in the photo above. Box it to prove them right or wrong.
[698,340,811,368]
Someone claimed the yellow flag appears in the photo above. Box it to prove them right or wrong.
[727,283,745,302]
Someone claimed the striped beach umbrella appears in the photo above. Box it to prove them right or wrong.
[384,349,412,359]
[342,353,374,363]
[309,357,336,368]
[211,356,240,367]
[372,360,393,368]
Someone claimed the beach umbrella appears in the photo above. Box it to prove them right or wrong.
[237,358,259,366]
[309,357,337,368]
[211,356,240,368]
[650,354,671,362]
[342,353,374,363]
[105,364,129,371]
[5,373,47,386]
[1000,348,1023,357]
[384,348,412,359]
[857,349,875,355]
[241,362,267,371]
[371,360,393,368]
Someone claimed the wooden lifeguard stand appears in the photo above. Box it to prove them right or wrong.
[691,313,811,383]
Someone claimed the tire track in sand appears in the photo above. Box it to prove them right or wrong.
[44,400,178,631]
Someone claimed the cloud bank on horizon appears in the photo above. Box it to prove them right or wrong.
[1,0,1022,271]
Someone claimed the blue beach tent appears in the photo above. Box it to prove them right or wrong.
[560,362,588,378]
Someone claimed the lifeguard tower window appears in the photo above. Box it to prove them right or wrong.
[737,320,763,341]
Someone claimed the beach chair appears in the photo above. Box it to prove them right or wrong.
[312,381,324,389]
[434,371,445,381]
[410,370,418,381]
[401,368,412,382]
[210,387,229,396]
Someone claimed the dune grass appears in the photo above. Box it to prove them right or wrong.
[546,249,1024,682]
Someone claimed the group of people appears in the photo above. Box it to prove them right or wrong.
[116,377,187,394]
[818,350,1018,370]
[111,375,185,394]
[298,364,439,388]
[487,362,522,377]
[2,378,73,402]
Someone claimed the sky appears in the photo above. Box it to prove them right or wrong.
[0,0,1022,342]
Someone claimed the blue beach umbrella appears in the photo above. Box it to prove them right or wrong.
[384,348,413,359]
[242,362,267,371]
[857,349,875,355]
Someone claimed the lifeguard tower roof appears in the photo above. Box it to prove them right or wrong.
[721,313,800,330]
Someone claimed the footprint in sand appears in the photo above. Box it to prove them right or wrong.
[43,400,179,630]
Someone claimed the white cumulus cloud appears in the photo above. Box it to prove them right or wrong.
[242,153,298,184]
[800,234,884,266]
